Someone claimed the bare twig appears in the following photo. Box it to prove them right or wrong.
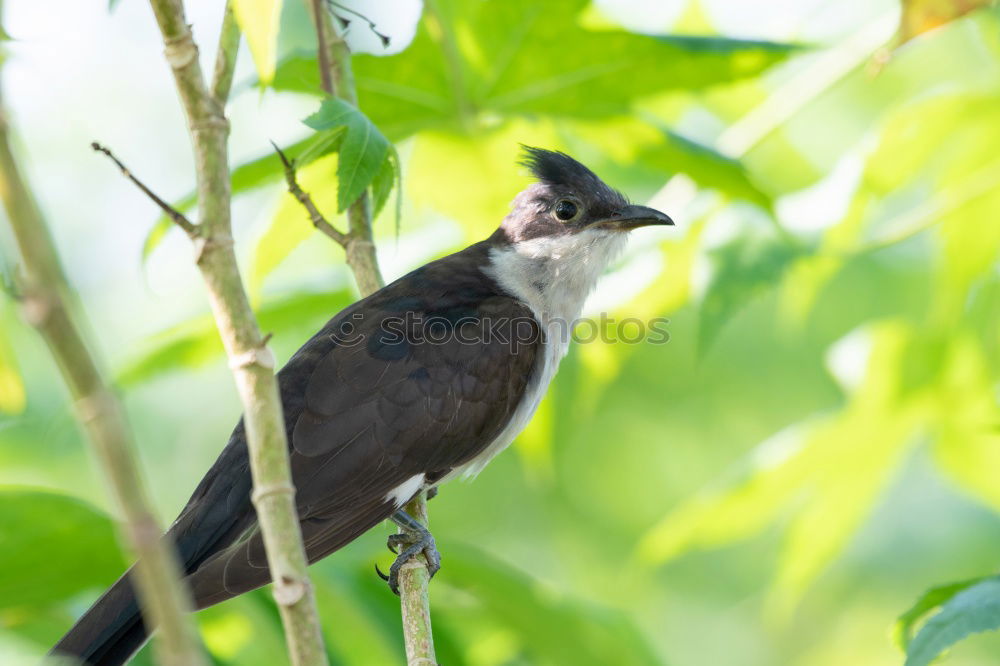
[144,1,328,664]
[272,141,348,245]
[91,142,197,236]
[304,3,435,664]
[0,10,204,666]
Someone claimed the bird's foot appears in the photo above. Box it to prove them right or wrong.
[376,510,441,595]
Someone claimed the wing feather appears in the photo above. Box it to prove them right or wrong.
[172,241,541,608]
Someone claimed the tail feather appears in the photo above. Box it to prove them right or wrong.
[50,569,149,666]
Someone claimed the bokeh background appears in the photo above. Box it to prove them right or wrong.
[2,0,1000,664]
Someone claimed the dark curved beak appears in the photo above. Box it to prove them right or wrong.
[606,204,674,230]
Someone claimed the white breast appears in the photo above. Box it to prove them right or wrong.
[449,229,628,480]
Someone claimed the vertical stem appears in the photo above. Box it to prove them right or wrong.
[0,7,205,666]
[307,3,434,664]
[211,0,240,103]
[145,1,328,664]
[310,0,384,295]
[343,195,383,297]
[311,0,336,98]
[399,495,436,663]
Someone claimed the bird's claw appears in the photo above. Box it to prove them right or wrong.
[381,529,441,595]
[386,533,409,554]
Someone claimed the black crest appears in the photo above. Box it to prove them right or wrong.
[519,145,627,207]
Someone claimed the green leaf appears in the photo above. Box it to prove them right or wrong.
[250,153,339,293]
[699,234,806,353]
[897,576,991,649]
[904,577,1000,666]
[639,322,923,611]
[141,136,315,261]
[642,128,773,210]
[0,488,125,609]
[271,0,799,139]
[294,127,346,169]
[267,50,320,96]
[744,11,1000,197]
[196,591,291,665]
[116,289,353,386]
[443,543,662,665]
[781,90,1000,320]
[370,147,400,223]
[304,98,391,213]
[929,334,1000,511]
[310,573,401,665]
[232,0,283,84]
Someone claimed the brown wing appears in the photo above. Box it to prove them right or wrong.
[181,245,540,607]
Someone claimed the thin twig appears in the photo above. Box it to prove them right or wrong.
[145,1,328,664]
[272,140,348,246]
[91,142,198,236]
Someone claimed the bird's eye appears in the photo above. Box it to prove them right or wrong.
[553,199,579,221]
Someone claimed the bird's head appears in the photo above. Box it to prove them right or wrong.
[498,146,673,245]
[486,147,674,321]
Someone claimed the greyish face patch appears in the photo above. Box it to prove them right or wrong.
[499,147,672,243]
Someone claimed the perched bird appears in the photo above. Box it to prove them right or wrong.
[51,147,673,665]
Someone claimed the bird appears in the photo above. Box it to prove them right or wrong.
[50,146,673,665]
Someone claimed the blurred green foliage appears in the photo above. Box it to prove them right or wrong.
[2,0,1000,665]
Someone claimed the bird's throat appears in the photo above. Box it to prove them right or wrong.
[484,228,628,326]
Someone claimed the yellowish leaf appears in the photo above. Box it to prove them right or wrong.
[638,321,927,612]
[930,333,1000,510]
[232,0,283,85]
[898,0,996,45]
[0,324,26,414]
[250,153,339,295]
[406,121,561,242]
[577,217,705,405]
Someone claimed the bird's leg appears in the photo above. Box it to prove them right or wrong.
[379,509,441,595]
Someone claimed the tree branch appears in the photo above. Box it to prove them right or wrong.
[142,1,328,664]
[311,0,336,100]
[272,141,349,246]
[210,0,240,104]
[309,0,384,297]
[399,495,436,664]
[304,4,436,664]
[0,10,205,666]
[90,142,197,236]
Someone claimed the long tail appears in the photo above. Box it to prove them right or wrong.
[49,568,149,666]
